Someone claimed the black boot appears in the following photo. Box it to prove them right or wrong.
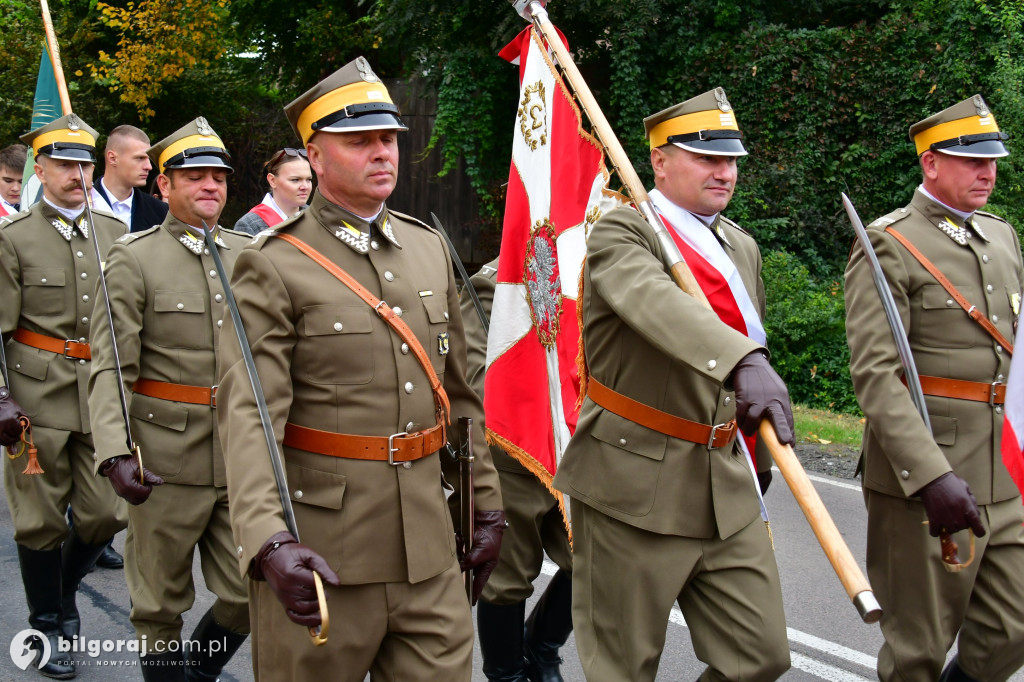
[60,530,109,640]
[140,650,186,682]
[938,656,980,682]
[477,600,530,682]
[17,545,76,679]
[524,569,573,682]
[183,608,248,682]
[94,540,124,570]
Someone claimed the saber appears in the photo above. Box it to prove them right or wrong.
[842,193,969,571]
[0,323,9,387]
[431,212,489,333]
[512,0,881,624]
[78,164,144,484]
[200,220,329,645]
[456,416,475,601]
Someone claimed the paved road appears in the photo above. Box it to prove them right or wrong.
[1,467,1021,680]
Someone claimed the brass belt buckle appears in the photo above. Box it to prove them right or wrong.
[387,431,409,466]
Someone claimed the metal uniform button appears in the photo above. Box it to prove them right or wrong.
[444,311,449,320]
[384,271,395,282]
[993,314,999,323]
[724,396,732,405]
[79,337,87,343]
[394,306,403,317]
[41,278,47,284]
[333,322,343,332]
[217,320,223,328]
[82,294,89,302]
[404,381,414,394]
[987,284,994,293]
[81,317,88,324]
[618,438,627,446]
[215,294,223,303]
[204,248,210,256]
[707,359,717,370]
[210,270,217,277]
[983,254,990,263]
[406,422,415,431]
[946,299,955,307]
[402,462,412,469]
[996,406,1004,414]
[401,343,409,355]
[294,490,303,500]
[999,374,1006,381]
[900,470,910,480]
[177,303,185,310]
[79,359,86,365]
[998,346,1004,354]
[237,546,243,557]
[370,240,380,250]
[76,251,84,258]
[148,413,154,419]
[80,272,87,279]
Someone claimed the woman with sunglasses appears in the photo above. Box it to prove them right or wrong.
[234,147,312,235]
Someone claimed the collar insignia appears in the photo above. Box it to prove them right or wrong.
[51,215,88,241]
[937,217,970,246]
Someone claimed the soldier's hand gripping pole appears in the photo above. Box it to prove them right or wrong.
[78,164,144,483]
[200,221,329,646]
[456,417,476,602]
[842,193,973,573]
[511,0,881,623]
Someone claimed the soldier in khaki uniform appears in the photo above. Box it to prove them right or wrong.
[460,259,574,682]
[552,89,793,682]
[0,114,128,679]
[87,118,250,681]
[845,95,1024,682]
[217,57,505,682]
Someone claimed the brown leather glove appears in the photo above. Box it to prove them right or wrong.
[0,387,27,447]
[100,455,165,505]
[253,531,342,627]
[917,472,987,538]
[457,509,507,605]
[732,351,795,445]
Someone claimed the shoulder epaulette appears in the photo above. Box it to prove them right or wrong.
[115,224,159,245]
[718,214,749,236]
[387,209,431,231]
[868,206,912,230]
[0,211,31,229]
[974,209,1010,225]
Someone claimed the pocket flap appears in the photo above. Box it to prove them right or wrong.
[154,291,206,314]
[129,393,189,432]
[921,284,978,310]
[285,462,347,509]
[8,348,49,381]
[929,414,957,447]
[420,295,449,324]
[590,409,668,461]
[23,268,66,287]
[303,305,372,337]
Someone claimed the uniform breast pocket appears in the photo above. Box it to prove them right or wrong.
[297,305,374,385]
[915,284,981,348]
[22,268,66,316]
[419,294,448,376]
[151,291,207,349]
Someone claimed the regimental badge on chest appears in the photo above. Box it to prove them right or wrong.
[437,332,450,356]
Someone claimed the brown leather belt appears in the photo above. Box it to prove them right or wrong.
[902,374,1006,405]
[283,422,445,464]
[587,378,738,449]
[132,379,217,407]
[13,328,91,360]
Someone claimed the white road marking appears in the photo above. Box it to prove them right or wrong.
[773,466,863,492]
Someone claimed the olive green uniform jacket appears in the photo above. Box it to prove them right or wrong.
[218,190,502,586]
[553,206,768,540]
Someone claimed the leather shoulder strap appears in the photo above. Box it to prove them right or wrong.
[270,231,451,428]
[885,226,1013,355]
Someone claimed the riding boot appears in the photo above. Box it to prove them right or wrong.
[477,600,530,681]
[60,529,109,640]
[95,539,124,570]
[183,608,248,682]
[140,650,186,682]
[938,656,980,682]
[17,544,76,679]
[524,569,573,682]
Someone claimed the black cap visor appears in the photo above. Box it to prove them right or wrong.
[668,130,748,157]
[39,142,96,163]
[163,147,234,173]
[933,132,1009,159]
[313,103,408,134]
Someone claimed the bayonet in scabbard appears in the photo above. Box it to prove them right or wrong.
[456,416,475,602]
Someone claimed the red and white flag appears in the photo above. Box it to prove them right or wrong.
[485,26,622,521]
[1000,346,1024,503]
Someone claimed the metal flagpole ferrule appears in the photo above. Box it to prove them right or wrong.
[200,220,328,645]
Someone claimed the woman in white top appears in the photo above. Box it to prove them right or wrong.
[234,147,312,235]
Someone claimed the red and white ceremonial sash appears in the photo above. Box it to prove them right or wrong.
[651,189,770,520]
[1001,345,1024,506]
[485,25,622,528]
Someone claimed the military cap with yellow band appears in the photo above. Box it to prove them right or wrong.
[148,117,233,174]
[644,87,747,156]
[910,94,1009,158]
[284,56,407,146]
[20,113,99,163]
